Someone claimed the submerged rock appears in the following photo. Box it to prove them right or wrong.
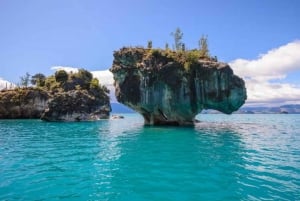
[110,47,247,126]
[110,114,125,119]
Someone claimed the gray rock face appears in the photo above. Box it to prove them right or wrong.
[0,88,110,121]
[110,47,247,125]
[41,90,110,121]
[0,88,49,118]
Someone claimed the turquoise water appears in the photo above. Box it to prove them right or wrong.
[0,114,299,201]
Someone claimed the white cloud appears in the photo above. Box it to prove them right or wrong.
[91,70,114,86]
[51,66,79,73]
[92,70,116,102]
[230,40,300,106]
[0,78,16,90]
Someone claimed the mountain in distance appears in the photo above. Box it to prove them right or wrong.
[238,104,300,114]
[111,103,300,114]
[201,104,300,114]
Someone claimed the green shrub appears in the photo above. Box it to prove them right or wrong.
[31,73,46,87]
[184,61,191,71]
[45,75,60,91]
[186,50,200,63]
[90,78,100,90]
[73,69,93,89]
[151,49,162,58]
[55,70,68,83]
[77,69,93,83]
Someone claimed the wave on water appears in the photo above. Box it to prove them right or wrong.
[0,114,299,200]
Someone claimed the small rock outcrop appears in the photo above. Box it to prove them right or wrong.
[0,88,49,118]
[110,47,247,125]
[0,69,111,121]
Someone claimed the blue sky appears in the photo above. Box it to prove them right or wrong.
[0,0,300,106]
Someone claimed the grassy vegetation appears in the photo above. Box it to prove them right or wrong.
[117,28,217,71]
[146,47,216,70]
[11,69,109,100]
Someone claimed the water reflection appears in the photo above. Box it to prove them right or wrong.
[1,115,299,200]
[92,115,144,199]
[195,117,300,201]
[96,115,144,162]
[92,116,249,200]
[91,115,300,200]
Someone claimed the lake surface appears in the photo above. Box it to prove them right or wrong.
[0,114,299,200]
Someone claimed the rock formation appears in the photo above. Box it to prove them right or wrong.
[110,47,247,125]
[0,88,49,118]
[0,69,111,121]
[41,90,110,121]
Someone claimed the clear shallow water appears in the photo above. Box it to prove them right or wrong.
[0,114,299,201]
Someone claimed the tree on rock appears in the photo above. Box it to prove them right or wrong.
[199,35,209,58]
[77,69,93,83]
[171,27,183,51]
[76,69,93,89]
[20,72,31,88]
[31,73,46,87]
[55,70,68,83]
[165,43,169,50]
[147,40,152,49]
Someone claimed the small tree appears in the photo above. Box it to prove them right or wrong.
[44,75,59,91]
[77,69,93,83]
[90,78,100,89]
[171,27,183,51]
[31,73,46,87]
[199,35,209,58]
[55,70,68,83]
[76,68,93,90]
[165,43,169,50]
[20,72,31,88]
[147,40,152,49]
[182,43,185,51]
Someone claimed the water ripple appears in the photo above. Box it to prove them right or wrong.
[0,115,300,200]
